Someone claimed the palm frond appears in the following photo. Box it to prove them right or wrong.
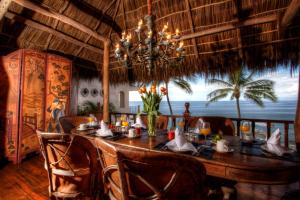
[206,93,229,106]
[244,93,265,107]
[207,88,232,102]
[172,78,193,94]
[206,78,233,87]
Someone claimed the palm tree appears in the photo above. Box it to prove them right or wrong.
[206,69,277,118]
[164,78,193,115]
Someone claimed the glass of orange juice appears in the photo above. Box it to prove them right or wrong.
[200,122,211,144]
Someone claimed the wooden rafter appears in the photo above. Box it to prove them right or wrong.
[13,0,109,42]
[122,0,127,31]
[281,0,300,33]
[233,0,244,60]
[108,0,121,39]
[44,0,70,49]
[184,0,199,59]
[5,11,103,54]
[0,0,13,20]
[75,0,117,56]
[179,14,277,41]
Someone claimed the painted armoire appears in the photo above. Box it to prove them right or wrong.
[0,49,72,164]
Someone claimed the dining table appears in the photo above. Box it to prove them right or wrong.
[71,127,300,185]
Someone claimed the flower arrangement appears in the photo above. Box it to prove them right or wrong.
[138,83,167,136]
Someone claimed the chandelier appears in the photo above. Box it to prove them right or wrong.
[114,0,185,75]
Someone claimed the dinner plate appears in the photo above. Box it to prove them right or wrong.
[212,146,234,153]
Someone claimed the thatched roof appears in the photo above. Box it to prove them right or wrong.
[1,0,300,83]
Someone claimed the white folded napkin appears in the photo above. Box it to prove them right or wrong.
[263,128,288,156]
[166,128,197,152]
[267,128,281,144]
[132,116,146,129]
[96,120,113,137]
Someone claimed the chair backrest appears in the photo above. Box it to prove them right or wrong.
[140,115,169,130]
[95,138,207,200]
[59,116,91,133]
[37,130,101,199]
[186,116,235,136]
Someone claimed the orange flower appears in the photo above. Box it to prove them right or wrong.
[151,88,157,93]
[138,88,142,94]
[141,86,146,93]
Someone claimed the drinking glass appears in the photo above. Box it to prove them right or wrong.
[200,122,211,144]
[240,121,252,141]
[240,121,251,133]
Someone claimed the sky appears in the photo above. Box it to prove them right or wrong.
[129,68,299,102]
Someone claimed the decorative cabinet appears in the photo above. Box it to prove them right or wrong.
[0,49,72,164]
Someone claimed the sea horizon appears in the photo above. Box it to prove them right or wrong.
[130,100,297,145]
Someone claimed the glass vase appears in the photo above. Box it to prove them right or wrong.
[147,114,156,137]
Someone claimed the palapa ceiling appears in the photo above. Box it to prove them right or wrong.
[0,0,300,83]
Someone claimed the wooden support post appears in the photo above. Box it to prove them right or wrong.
[284,123,289,148]
[102,40,110,123]
[0,0,12,20]
[267,122,271,139]
[251,120,255,138]
[295,70,300,152]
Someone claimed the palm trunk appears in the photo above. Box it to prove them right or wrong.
[236,97,241,118]
[165,81,173,115]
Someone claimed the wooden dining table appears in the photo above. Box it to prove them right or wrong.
[71,128,300,185]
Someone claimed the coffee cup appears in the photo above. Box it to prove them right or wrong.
[79,123,87,130]
[116,121,121,127]
[216,139,229,152]
[128,128,136,138]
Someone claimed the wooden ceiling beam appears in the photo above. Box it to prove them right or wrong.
[5,11,103,54]
[44,0,70,49]
[179,14,277,41]
[281,0,300,32]
[0,0,13,20]
[184,0,199,59]
[75,0,118,56]
[13,0,109,43]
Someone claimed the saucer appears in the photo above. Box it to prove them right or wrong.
[212,146,234,153]
[76,127,87,131]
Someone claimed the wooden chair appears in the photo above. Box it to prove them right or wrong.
[37,131,103,199]
[186,116,235,136]
[140,115,169,130]
[59,116,91,133]
[95,138,208,200]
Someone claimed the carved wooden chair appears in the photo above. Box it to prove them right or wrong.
[59,116,91,133]
[140,115,169,130]
[37,131,103,199]
[95,138,208,200]
[186,116,235,136]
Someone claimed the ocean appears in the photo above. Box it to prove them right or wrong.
[129,100,297,146]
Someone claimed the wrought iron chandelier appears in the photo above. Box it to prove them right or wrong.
[114,0,185,75]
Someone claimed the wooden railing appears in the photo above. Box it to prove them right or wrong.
[109,112,295,148]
